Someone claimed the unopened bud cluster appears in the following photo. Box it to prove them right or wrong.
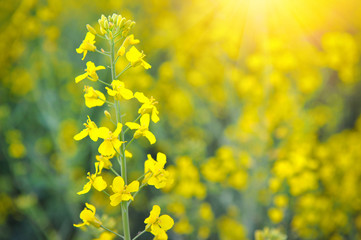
[87,13,136,38]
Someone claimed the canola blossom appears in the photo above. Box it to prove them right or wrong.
[71,14,173,240]
[2,2,361,240]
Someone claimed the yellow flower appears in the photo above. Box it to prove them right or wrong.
[74,203,102,228]
[126,46,151,69]
[117,34,140,56]
[144,205,174,236]
[125,114,156,144]
[153,231,168,240]
[75,61,106,83]
[143,152,170,189]
[106,80,133,100]
[93,232,115,240]
[73,116,105,142]
[77,162,107,195]
[109,176,139,206]
[97,123,124,157]
[76,32,96,60]
[96,155,113,173]
[84,86,106,108]
[134,92,159,123]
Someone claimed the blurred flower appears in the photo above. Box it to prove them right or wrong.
[143,152,170,189]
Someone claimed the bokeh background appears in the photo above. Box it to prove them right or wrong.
[1,0,361,239]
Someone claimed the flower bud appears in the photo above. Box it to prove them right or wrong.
[104,110,112,120]
[86,24,97,35]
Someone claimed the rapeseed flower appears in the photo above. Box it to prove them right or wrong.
[84,86,106,108]
[117,34,140,56]
[125,114,156,144]
[76,32,96,60]
[75,61,105,83]
[109,176,139,206]
[77,162,107,195]
[74,203,102,228]
[73,116,105,142]
[143,152,170,189]
[98,123,124,157]
[106,80,133,100]
[144,205,174,237]
[126,46,151,69]
[96,155,113,172]
[134,92,159,123]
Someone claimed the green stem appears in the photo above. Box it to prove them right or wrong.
[101,225,124,239]
[110,35,131,240]
[132,230,146,240]
[102,190,110,197]
[98,79,112,86]
[95,48,110,56]
[116,64,131,79]
[110,167,121,176]
[125,137,135,149]
[127,183,147,207]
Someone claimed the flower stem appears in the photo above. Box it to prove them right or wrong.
[110,36,131,240]
[101,225,124,239]
[132,230,146,240]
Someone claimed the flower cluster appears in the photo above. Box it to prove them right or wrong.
[72,14,173,240]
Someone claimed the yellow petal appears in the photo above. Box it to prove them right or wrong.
[158,215,174,231]
[127,181,139,192]
[126,46,142,63]
[97,127,110,139]
[120,88,134,100]
[74,129,88,141]
[77,181,92,195]
[110,193,122,206]
[98,140,115,156]
[157,152,167,165]
[151,111,160,123]
[113,122,123,137]
[75,73,89,83]
[112,176,125,193]
[144,131,156,144]
[88,128,99,142]
[140,114,150,127]
[121,193,133,201]
[93,176,107,191]
[125,122,140,130]
[134,92,148,103]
